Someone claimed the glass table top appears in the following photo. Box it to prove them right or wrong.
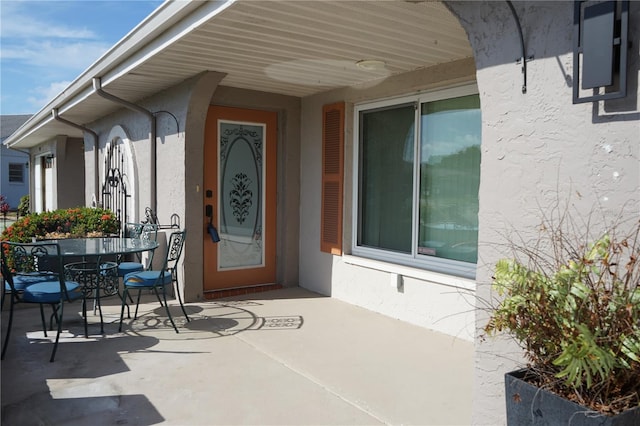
[49,237,159,257]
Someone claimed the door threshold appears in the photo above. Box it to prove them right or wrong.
[203,283,282,299]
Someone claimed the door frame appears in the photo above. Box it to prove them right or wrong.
[203,105,278,292]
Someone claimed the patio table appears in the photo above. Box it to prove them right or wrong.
[51,237,159,333]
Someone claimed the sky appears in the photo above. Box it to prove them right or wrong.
[0,0,163,116]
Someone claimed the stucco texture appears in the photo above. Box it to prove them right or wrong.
[447,1,640,424]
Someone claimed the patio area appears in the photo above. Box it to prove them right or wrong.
[1,287,472,425]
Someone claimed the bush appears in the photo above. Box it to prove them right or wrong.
[1,207,120,242]
[18,195,30,217]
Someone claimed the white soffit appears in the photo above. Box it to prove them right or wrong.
[7,0,472,148]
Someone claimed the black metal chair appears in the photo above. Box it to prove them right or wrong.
[1,241,88,362]
[117,222,159,277]
[119,230,190,333]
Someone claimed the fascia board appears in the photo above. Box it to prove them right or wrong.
[95,0,235,89]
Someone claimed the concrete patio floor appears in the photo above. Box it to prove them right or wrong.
[1,287,472,425]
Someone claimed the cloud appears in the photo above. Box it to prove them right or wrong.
[26,80,73,110]
[0,0,163,114]
[0,2,107,74]
[2,17,96,40]
[1,40,111,71]
[0,2,97,40]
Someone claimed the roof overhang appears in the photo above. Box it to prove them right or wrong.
[5,0,472,149]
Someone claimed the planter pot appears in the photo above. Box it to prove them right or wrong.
[505,369,640,426]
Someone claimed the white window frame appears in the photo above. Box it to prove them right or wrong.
[351,84,480,279]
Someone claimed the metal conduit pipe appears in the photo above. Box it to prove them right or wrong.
[92,77,157,213]
[52,108,101,207]
[506,0,529,94]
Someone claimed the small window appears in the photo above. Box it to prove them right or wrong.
[354,85,481,278]
[8,163,24,183]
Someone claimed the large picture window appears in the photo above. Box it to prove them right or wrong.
[354,86,481,278]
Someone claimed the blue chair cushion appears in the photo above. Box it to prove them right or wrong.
[21,280,84,304]
[12,273,59,291]
[117,262,144,277]
[124,270,172,288]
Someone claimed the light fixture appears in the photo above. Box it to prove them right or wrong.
[572,0,629,104]
[356,59,386,71]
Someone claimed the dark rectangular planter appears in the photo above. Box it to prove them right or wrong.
[505,369,640,426]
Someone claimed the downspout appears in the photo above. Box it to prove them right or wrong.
[92,77,157,213]
[52,108,101,207]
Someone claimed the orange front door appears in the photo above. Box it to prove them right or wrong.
[203,106,277,292]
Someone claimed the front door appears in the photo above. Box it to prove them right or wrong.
[203,106,277,292]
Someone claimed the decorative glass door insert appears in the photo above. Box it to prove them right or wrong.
[218,121,265,270]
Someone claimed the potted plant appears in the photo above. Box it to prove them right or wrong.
[485,210,640,425]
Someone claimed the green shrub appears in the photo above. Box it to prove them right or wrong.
[18,195,30,217]
[1,207,120,242]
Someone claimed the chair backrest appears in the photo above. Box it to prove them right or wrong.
[161,230,187,273]
[0,241,68,295]
[124,223,158,266]
[124,223,158,242]
[2,240,60,273]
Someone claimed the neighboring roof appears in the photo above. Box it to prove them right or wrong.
[1,115,32,141]
[4,0,471,149]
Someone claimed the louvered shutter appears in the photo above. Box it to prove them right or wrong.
[321,102,345,254]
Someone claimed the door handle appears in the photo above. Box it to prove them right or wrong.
[205,204,220,243]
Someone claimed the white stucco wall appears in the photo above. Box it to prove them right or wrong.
[446,1,640,424]
[27,136,84,212]
[87,77,193,299]
[55,136,85,209]
[299,59,479,342]
[31,142,56,212]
